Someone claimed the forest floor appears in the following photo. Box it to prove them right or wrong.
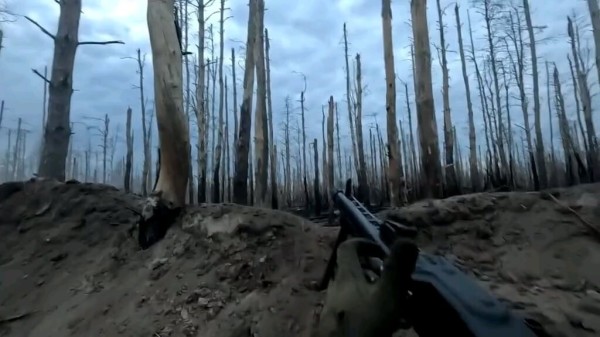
[0,179,599,337]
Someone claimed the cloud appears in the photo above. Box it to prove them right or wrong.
[0,0,597,182]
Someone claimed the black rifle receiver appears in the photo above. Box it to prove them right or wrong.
[320,181,550,337]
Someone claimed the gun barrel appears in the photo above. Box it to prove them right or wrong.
[333,191,390,255]
[331,189,544,337]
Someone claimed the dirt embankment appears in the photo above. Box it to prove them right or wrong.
[1,179,599,337]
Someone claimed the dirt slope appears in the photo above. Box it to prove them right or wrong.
[383,184,600,336]
[0,179,331,337]
[0,179,599,337]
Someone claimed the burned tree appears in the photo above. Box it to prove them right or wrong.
[265,28,278,209]
[354,53,370,205]
[26,0,123,181]
[254,0,269,207]
[139,0,190,249]
[436,0,457,195]
[233,0,257,205]
[523,0,546,189]
[382,0,403,205]
[411,0,442,198]
[212,0,226,203]
[124,107,133,192]
[454,4,479,191]
[196,0,207,203]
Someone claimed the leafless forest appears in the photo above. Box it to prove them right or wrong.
[1,0,600,213]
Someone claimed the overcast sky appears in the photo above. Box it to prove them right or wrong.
[0,0,597,176]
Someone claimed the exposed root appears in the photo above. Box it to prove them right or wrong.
[137,193,182,249]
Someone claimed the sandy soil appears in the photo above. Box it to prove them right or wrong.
[0,178,599,336]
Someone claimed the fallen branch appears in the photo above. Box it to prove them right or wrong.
[545,192,600,241]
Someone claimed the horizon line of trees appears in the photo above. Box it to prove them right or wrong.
[1,0,600,215]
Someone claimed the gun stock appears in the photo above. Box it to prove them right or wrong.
[320,182,550,337]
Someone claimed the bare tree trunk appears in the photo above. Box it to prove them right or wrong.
[482,0,508,178]
[38,66,48,168]
[124,107,133,192]
[300,89,310,212]
[568,54,589,158]
[30,0,123,181]
[11,119,22,180]
[196,0,207,203]
[568,16,598,180]
[139,0,189,249]
[224,76,230,201]
[545,61,557,184]
[284,96,292,207]
[343,23,360,182]
[411,0,442,198]
[312,139,321,215]
[334,102,342,184]
[327,96,335,223]
[587,0,600,91]
[554,65,579,186]
[382,0,403,205]
[232,48,238,147]
[233,0,257,205]
[102,114,109,184]
[130,49,151,196]
[522,0,546,189]
[454,5,479,191]
[436,0,457,195]
[211,0,225,203]
[265,28,278,209]
[253,0,268,207]
[354,53,370,204]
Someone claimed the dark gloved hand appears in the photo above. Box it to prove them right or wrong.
[312,238,419,337]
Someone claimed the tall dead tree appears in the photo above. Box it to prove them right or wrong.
[480,0,508,178]
[335,102,342,184]
[411,0,442,198]
[436,0,457,195]
[523,0,546,189]
[343,23,360,180]
[233,0,257,205]
[26,0,123,181]
[125,49,152,195]
[354,53,370,204]
[553,65,579,185]
[587,0,600,91]
[265,28,278,209]
[327,96,335,222]
[231,47,238,152]
[505,6,538,189]
[382,0,403,205]
[212,0,226,203]
[284,96,292,207]
[568,16,597,179]
[196,0,207,203]
[254,0,268,207]
[454,4,479,191]
[124,107,133,192]
[299,77,310,211]
[312,139,321,215]
[140,0,189,248]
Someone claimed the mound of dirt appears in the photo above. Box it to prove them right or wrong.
[383,184,600,336]
[0,179,332,337]
[1,179,599,337]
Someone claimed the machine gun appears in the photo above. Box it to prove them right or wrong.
[319,180,550,337]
